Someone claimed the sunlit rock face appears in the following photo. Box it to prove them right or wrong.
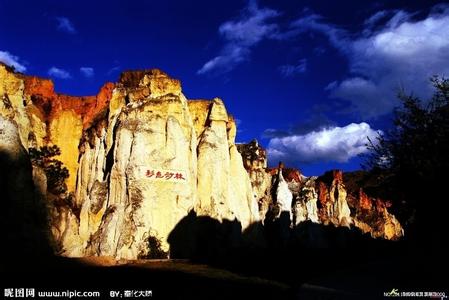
[316,170,352,227]
[1,63,403,259]
[272,164,293,220]
[349,189,404,240]
[293,177,319,224]
[195,99,258,228]
[236,140,404,240]
[22,75,114,192]
[237,140,272,220]
[0,64,258,259]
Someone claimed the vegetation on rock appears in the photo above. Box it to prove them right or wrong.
[139,232,169,259]
[29,145,69,195]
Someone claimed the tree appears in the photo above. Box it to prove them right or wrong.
[364,77,449,246]
[366,77,449,175]
[29,145,69,195]
[138,232,169,259]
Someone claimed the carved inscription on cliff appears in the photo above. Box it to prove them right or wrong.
[137,167,188,183]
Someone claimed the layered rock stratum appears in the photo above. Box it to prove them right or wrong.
[0,63,403,260]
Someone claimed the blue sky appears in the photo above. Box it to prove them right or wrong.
[1,0,448,175]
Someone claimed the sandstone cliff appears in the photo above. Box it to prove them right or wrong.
[0,63,403,261]
[0,64,258,259]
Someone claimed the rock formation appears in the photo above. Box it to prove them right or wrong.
[237,140,404,240]
[0,62,403,261]
[237,140,272,220]
[0,64,258,259]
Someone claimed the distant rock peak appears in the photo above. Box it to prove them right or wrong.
[118,68,182,101]
[118,69,172,87]
[236,140,404,240]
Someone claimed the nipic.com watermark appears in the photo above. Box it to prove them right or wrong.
[4,288,153,299]
[4,288,100,298]
[384,288,447,299]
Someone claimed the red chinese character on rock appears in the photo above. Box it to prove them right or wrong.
[146,170,155,178]
[156,171,163,178]
[174,173,185,180]
[164,172,174,180]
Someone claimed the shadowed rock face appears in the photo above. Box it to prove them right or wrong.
[0,64,258,259]
[0,115,53,261]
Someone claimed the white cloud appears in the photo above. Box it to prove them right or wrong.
[363,10,389,28]
[56,17,76,34]
[80,67,94,78]
[198,46,249,75]
[290,6,449,118]
[278,58,307,77]
[198,1,280,75]
[267,122,381,164]
[107,66,121,75]
[288,13,348,50]
[0,50,27,72]
[48,67,71,79]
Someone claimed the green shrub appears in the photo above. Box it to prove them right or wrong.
[29,145,69,195]
[139,232,169,259]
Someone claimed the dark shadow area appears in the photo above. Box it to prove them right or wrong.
[0,146,54,271]
[2,257,291,300]
[168,211,448,299]
[167,210,242,263]
[1,142,447,299]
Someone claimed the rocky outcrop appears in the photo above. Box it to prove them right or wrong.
[0,64,259,259]
[293,176,319,224]
[195,99,257,227]
[316,170,352,227]
[77,71,260,258]
[237,140,272,220]
[236,140,404,240]
[272,163,293,219]
[83,76,199,259]
[350,189,403,240]
[21,75,114,192]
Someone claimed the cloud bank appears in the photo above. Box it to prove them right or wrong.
[200,2,449,118]
[197,1,280,75]
[267,122,381,164]
[48,67,71,79]
[291,6,449,118]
